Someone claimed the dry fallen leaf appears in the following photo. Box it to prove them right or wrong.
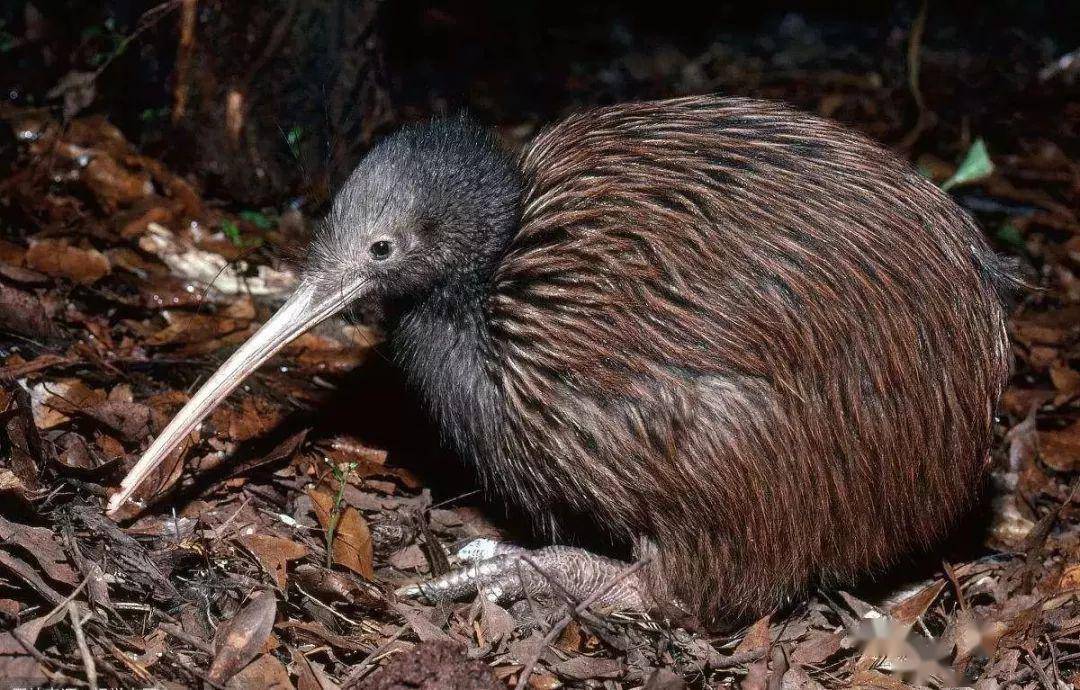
[388,544,427,571]
[788,632,843,667]
[479,598,516,643]
[84,400,154,442]
[1011,307,1080,347]
[888,579,946,625]
[1060,564,1080,591]
[309,488,375,579]
[392,602,453,643]
[224,653,294,690]
[0,516,78,586]
[554,655,622,681]
[275,620,370,653]
[0,284,59,340]
[323,444,421,490]
[25,238,110,285]
[146,311,252,349]
[82,152,154,210]
[1039,421,1080,472]
[330,505,375,580]
[780,666,825,690]
[56,432,96,473]
[237,534,308,590]
[292,564,362,604]
[3,388,43,491]
[0,613,64,686]
[211,396,284,442]
[134,628,168,668]
[642,668,685,690]
[292,649,339,690]
[0,469,32,506]
[139,223,296,297]
[847,668,912,690]
[113,202,175,240]
[555,620,583,653]
[26,378,106,429]
[734,613,771,690]
[1051,362,1080,405]
[525,672,561,690]
[0,238,25,265]
[208,590,278,685]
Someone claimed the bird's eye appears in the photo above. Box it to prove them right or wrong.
[369,240,392,260]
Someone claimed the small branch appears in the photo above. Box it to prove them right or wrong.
[92,0,183,81]
[516,555,627,650]
[69,603,98,690]
[712,647,767,669]
[11,627,85,678]
[514,558,650,690]
[158,622,215,655]
[172,0,198,122]
[897,0,932,149]
[341,624,409,688]
[1026,650,1055,690]
[942,560,969,613]
[295,583,378,632]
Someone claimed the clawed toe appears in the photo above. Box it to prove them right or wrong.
[396,539,649,613]
[394,538,522,602]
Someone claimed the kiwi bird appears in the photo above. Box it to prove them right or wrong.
[109,96,1012,625]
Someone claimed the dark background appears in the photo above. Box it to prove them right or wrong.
[2,0,1077,207]
[0,3,1078,686]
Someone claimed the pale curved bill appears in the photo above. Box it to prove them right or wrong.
[106,278,368,517]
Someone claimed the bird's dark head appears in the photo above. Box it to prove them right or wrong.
[310,115,521,308]
[106,115,521,515]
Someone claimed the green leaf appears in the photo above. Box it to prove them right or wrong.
[220,219,242,245]
[995,223,1025,251]
[941,138,994,192]
[0,20,13,55]
[138,107,169,123]
[239,210,274,229]
[285,125,304,159]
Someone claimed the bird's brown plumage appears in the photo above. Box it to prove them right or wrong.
[111,94,1011,627]
[478,96,1010,622]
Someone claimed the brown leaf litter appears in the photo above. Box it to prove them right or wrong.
[1,30,1080,690]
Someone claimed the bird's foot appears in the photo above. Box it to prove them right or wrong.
[395,538,649,615]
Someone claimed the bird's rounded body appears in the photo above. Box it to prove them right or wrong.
[111,95,1011,627]
[393,97,1010,623]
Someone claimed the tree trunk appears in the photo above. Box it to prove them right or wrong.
[169,0,394,206]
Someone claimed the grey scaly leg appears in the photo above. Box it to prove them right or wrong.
[395,538,649,612]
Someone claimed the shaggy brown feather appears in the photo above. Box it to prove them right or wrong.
[110,91,1011,624]
[119,95,1009,627]
[477,96,1010,622]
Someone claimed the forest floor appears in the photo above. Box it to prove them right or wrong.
[1,18,1079,690]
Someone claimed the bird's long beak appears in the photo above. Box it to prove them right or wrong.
[106,278,368,517]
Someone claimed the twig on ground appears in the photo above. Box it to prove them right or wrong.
[514,557,651,690]
[516,554,628,650]
[295,583,380,633]
[11,626,86,680]
[1027,650,1055,690]
[69,602,98,690]
[712,647,767,669]
[898,0,931,148]
[159,622,215,655]
[341,624,410,688]
[942,560,969,613]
